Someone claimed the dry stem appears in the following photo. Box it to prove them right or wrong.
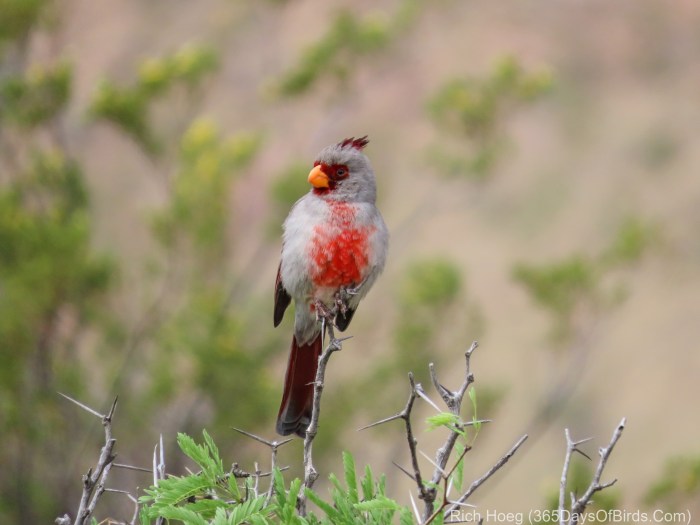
[559,418,626,525]
[54,394,118,525]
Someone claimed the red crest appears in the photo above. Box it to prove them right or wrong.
[338,136,369,151]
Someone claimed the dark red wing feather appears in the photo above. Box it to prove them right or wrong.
[335,306,356,331]
[274,262,291,327]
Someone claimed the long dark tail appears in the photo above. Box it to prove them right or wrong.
[276,333,322,437]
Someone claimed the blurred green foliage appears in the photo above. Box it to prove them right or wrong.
[513,216,658,340]
[273,10,388,97]
[513,254,598,334]
[428,56,553,178]
[272,0,421,98]
[90,43,217,155]
[0,150,115,521]
[400,258,461,308]
[0,61,71,127]
[0,4,268,519]
[394,258,462,377]
[0,0,47,45]
[645,454,700,511]
[601,216,660,267]
[153,118,262,254]
[268,162,311,237]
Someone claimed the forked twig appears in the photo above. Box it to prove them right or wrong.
[440,433,528,521]
[297,314,346,515]
[54,394,119,525]
[361,342,531,524]
[422,342,478,520]
[559,418,626,525]
[232,427,293,503]
[360,372,430,502]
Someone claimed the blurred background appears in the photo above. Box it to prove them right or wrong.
[2,0,700,522]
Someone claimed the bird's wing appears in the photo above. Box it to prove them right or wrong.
[274,262,292,327]
[335,307,356,331]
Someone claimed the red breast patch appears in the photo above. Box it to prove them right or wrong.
[309,202,372,288]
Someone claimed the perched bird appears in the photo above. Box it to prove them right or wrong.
[274,136,389,437]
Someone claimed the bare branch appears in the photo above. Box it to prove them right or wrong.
[422,343,478,521]
[297,315,343,515]
[409,491,422,524]
[392,461,418,482]
[415,384,443,413]
[357,413,404,431]
[563,418,626,524]
[55,395,119,525]
[153,435,166,525]
[440,433,529,520]
[57,392,105,418]
[103,488,140,525]
[113,462,153,474]
[559,429,594,522]
[231,427,293,504]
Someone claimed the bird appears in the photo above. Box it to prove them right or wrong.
[273,136,389,437]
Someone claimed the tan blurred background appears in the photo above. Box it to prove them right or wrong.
[2,0,700,522]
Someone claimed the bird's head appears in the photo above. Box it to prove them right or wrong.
[307,136,377,203]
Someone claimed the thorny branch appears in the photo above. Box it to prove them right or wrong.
[297,315,347,515]
[55,394,118,525]
[422,341,479,520]
[232,427,293,504]
[559,418,626,525]
[361,341,530,524]
[441,434,528,521]
[360,372,429,500]
[55,394,150,525]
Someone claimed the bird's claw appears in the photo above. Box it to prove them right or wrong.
[313,299,334,321]
[334,291,348,315]
[344,284,362,296]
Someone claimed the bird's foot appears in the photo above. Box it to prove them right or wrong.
[335,282,363,314]
[344,283,363,296]
[333,291,348,316]
[313,299,334,322]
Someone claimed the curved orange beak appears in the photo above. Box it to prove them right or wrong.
[308,165,329,188]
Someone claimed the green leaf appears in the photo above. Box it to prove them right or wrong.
[181,498,230,519]
[469,387,481,433]
[426,412,461,431]
[176,431,224,482]
[354,495,401,511]
[328,472,355,519]
[228,471,241,500]
[228,495,268,525]
[141,474,211,511]
[342,451,359,504]
[305,488,339,521]
[361,464,375,500]
[399,507,415,525]
[453,441,465,492]
[287,478,302,508]
[158,506,208,525]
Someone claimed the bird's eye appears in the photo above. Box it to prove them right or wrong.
[336,168,346,177]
